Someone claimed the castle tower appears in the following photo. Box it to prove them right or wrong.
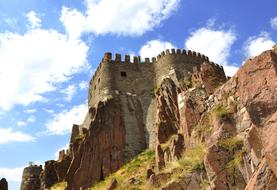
[20,164,42,190]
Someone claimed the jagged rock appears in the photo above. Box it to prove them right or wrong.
[146,168,155,179]
[148,173,171,188]
[156,78,179,144]
[65,99,126,190]
[245,158,277,190]
[170,133,184,161]
[0,178,8,190]
[107,178,117,190]
[20,165,42,190]
[156,144,165,170]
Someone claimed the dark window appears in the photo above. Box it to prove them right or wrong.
[98,78,100,83]
[120,71,127,77]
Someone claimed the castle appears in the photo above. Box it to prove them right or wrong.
[85,49,226,159]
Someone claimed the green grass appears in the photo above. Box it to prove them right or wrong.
[50,181,67,190]
[218,137,243,152]
[211,104,231,119]
[178,143,207,172]
[90,149,155,190]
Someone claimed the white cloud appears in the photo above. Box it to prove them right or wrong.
[139,40,176,58]
[0,28,89,110]
[185,27,236,65]
[270,17,277,30]
[54,143,69,159]
[43,108,54,114]
[222,65,239,77]
[62,84,77,102]
[26,11,41,29]
[60,0,180,37]
[244,32,275,58]
[0,128,35,144]
[46,104,87,135]
[0,166,24,182]
[17,115,36,127]
[17,121,27,127]
[24,109,37,114]
[184,24,238,76]
[27,115,36,123]
[78,81,88,90]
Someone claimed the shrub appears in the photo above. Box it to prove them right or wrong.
[211,104,231,119]
[218,137,243,152]
[178,143,207,172]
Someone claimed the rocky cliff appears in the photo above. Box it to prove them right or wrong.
[20,48,277,190]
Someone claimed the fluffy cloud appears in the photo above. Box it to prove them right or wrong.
[139,40,176,58]
[0,128,35,144]
[0,28,89,110]
[61,0,180,37]
[78,81,89,90]
[270,17,277,30]
[244,32,275,58]
[46,104,87,135]
[26,11,41,29]
[0,166,25,182]
[62,84,77,102]
[185,25,238,76]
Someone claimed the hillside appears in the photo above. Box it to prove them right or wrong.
[20,47,277,190]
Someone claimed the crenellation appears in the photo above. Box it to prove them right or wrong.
[115,53,121,62]
[171,49,176,54]
[176,49,181,54]
[166,49,170,54]
[125,55,131,63]
[145,57,150,63]
[187,50,192,56]
[152,57,157,62]
[161,51,166,56]
[192,51,197,56]
[182,50,187,55]
[103,52,112,62]
[134,56,139,64]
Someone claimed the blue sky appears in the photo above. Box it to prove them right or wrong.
[0,0,276,189]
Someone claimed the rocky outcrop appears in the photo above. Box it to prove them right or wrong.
[22,48,276,190]
[0,178,8,190]
[20,164,42,190]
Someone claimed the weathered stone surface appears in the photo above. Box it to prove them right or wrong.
[155,144,165,170]
[65,98,126,190]
[245,158,277,190]
[146,168,155,179]
[107,178,117,190]
[0,178,8,190]
[156,78,179,144]
[20,165,42,190]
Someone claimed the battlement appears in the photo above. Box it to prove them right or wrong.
[90,49,211,83]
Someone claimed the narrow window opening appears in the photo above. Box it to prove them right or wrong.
[98,78,100,83]
[94,85,96,90]
[120,71,127,77]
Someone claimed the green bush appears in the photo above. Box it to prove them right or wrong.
[178,143,207,172]
[218,137,243,152]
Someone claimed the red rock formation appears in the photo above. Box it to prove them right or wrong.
[0,178,8,190]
